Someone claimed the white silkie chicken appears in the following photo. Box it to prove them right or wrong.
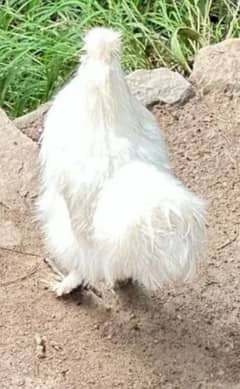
[38,27,207,297]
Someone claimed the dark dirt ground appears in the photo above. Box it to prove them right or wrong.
[1,91,240,389]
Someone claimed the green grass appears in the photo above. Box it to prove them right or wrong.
[0,0,240,118]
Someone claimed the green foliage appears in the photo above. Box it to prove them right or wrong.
[0,0,240,117]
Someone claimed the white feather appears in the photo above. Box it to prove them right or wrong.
[37,27,207,296]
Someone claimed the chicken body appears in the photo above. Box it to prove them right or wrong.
[38,28,207,296]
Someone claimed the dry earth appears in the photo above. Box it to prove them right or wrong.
[1,36,240,389]
[1,90,240,389]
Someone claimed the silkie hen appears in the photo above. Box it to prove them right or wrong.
[38,27,207,297]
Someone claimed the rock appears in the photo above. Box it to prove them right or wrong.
[190,39,240,93]
[14,102,50,142]
[0,108,41,262]
[34,333,46,359]
[127,68,193,106]
[0,108,38,209]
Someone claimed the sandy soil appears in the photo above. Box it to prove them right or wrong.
[1,92,240,389]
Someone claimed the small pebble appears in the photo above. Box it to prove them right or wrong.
[132,323,140,331]
[35,333,46,359]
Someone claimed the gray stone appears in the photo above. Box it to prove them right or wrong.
[127,68,193,106]
[14,102,50,142]
[190,39,240,93]
[0,108,38,209]
[0,108,41,255]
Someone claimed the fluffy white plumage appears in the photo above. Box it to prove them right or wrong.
[38,27,207,296]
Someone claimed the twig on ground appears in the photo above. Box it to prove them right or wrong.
[0,246,42,258]
[217,229,239,251]
[0,264,40,287]
[0,201,10,210]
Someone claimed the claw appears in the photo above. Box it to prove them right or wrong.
[86,285,103,298]
[113,278,133,290]
[44,257,66,279]
[49,280,72,297]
